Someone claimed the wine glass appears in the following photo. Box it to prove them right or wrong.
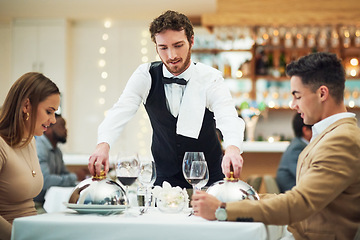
[138,160,156,213]
[116,155,140,215]
[182,152,207,194]
[194,164,209,191]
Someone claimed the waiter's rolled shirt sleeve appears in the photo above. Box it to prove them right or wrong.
[97,63,151,147]
[97,62,244,152]
[206,74,244,152]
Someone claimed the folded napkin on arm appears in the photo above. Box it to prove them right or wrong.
[176,63,222,139]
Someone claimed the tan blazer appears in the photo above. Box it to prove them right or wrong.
[227,117,360,240]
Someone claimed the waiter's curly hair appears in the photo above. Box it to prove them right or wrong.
[149,10,194,45]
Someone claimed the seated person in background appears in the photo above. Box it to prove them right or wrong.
[34,113,77,212]
[191,52,360,240]
[276,112,312,193]
[0,72,60,240]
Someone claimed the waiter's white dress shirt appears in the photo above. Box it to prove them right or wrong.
[98,61,244,152]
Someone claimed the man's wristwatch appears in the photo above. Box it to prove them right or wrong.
[215,202,227,221]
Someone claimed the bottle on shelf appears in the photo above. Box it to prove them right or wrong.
[223,58,232,79]
[267,51,280,77]
[279,52,286,76]
[255,47,267,75]
[355,28,360,47]
[212,56,219,70]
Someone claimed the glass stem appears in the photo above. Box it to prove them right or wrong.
[125,186,130,211]
[192,185,198,196]
[144,187,149,210]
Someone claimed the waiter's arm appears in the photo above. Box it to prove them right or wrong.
[206,75,245,178]
[88,63,152,176]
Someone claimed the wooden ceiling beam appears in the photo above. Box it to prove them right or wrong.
[202,0,360,26]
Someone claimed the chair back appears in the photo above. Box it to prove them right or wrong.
[354,225,360,240]
[263,175,280,194]
[246,175,262,192]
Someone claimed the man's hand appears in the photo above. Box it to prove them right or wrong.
[88,142,110,176]
[221,145,243,178]
[191,191,221,220]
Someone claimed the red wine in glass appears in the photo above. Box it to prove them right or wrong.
[117,176,137,186]
[186,177,203,185]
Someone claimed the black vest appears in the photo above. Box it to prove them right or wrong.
[144,62,224,188]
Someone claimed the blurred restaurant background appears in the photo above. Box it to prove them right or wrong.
[1,0,360,189]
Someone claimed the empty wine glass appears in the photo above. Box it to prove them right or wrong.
[138,160,156,213]
[194,164,209,191]
[182,152,207,194]
[116,155,140,215]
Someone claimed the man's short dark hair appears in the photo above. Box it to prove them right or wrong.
[149,10,194,45]
[286,52,345,104]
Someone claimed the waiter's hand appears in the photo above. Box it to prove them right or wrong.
[88,142,110,176]
[221,145,243,178]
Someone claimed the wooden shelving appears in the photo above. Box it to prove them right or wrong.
[192,25,360,106]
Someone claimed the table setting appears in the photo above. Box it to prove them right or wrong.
[11,152,286,240]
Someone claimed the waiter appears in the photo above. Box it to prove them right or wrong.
[88,10,245,188]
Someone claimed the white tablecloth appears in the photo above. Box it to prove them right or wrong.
[12,209,285,240]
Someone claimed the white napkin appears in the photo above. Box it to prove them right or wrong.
[177,63,221,139]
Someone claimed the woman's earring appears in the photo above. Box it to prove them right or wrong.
[26,112,29,121]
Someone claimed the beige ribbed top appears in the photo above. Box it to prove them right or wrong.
[0,137,43,240]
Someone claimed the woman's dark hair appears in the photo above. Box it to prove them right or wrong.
[149,10,194,45]
[0,72,60,147]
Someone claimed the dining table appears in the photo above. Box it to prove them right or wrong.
[11,206,286,240]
